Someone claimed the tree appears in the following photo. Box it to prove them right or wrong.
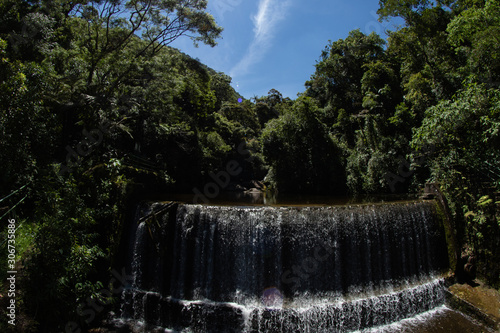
[411,83,500,285]
[0,2,226,331]
[447,0,500,86]
[261,96,346,194]
[385,5,462,109]
[69,0,222,94]
[253,89,285,127]
[210,71,239,110]
[1,0,223,132]
[0,38,55,194]
[305,30,386,130]
[378,0,460,25]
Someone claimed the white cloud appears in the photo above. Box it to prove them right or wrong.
[229,0,291,78]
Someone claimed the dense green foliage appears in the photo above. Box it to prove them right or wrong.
[0,0,499,331]
[262,96,346,194]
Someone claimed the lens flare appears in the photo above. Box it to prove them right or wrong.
[261,287,283,308]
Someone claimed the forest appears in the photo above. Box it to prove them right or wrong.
[0,0,499,331]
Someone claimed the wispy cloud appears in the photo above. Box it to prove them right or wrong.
[230,0,291,78]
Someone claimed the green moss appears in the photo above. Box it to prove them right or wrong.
[433,199,458,273]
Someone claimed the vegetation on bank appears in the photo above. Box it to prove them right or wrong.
[0,0,499,331]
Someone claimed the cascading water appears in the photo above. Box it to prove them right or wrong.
[117,201,451,332]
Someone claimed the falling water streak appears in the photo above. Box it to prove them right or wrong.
[119,201,450,332]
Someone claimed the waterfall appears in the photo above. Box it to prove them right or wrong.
[118,201,450,332]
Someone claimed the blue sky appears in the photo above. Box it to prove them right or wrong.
[170,0,403,100]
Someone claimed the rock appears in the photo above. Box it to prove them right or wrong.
[447,281,500,331]
[420,183,436,199]
[226,183,247,192]
[244,188,262,194]
[464,255,477,281]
